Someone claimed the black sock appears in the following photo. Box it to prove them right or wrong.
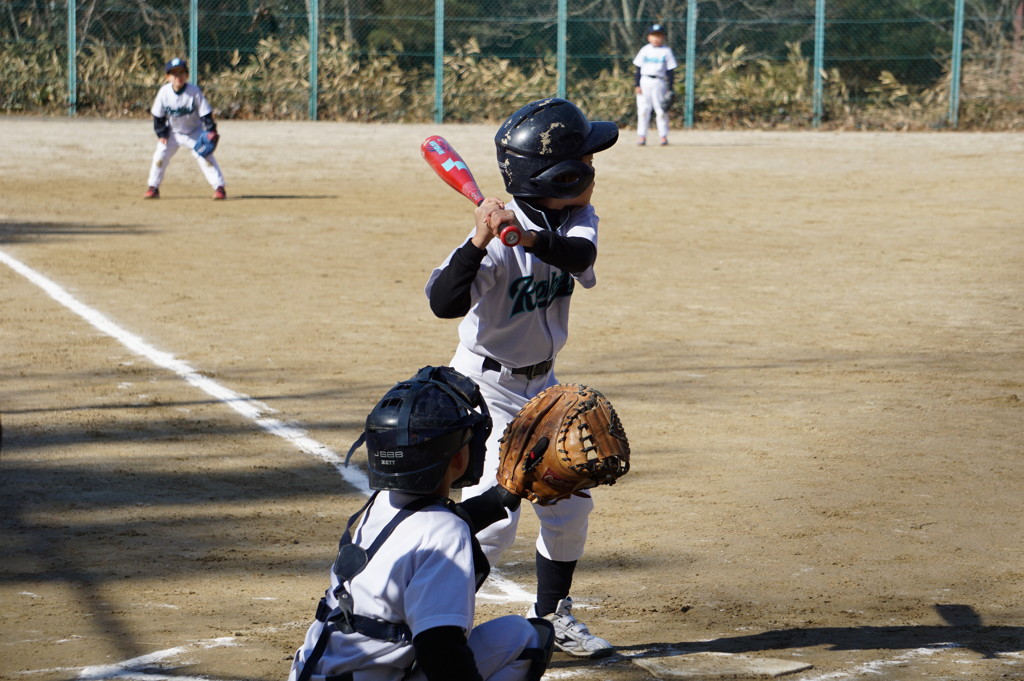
[534,551,577,617]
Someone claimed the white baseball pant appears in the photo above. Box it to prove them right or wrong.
[637,76,670,140]
[453,344,593,564]
[147,129,224,189]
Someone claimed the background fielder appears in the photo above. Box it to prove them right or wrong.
[144,57,226,200]
[633,23,678,146]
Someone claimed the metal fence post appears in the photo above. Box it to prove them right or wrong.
[434,0,444,124]
[684,0,697,128]
[309,0,319,120]
[189,0,198,78]
[67,0,76,116]
[812,0,825,127]
[557,0,567,98]
[948,0,965,128]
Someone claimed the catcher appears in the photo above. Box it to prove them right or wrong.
[291,366,555,681]
[425,98,627,658]
[143,57,226,200]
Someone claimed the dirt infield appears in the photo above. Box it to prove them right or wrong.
[2,116,1022,681]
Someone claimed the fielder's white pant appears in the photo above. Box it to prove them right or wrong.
[453,344,593,564]
[147,129,225,189]
[637,75,670,140]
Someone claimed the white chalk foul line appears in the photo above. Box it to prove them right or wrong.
[797,643,962,681]
[3,250,530,678]
[0,249,371,494]
[76,637,237,681]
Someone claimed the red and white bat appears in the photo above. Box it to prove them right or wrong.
[420,135,522,247]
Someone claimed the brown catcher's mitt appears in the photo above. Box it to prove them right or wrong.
[497,384,630,505]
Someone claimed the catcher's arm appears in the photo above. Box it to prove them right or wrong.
[455,485,521,534]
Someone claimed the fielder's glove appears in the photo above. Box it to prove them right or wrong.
[661,91,676,112]
[194,131,219,158]
[497,384,630,505]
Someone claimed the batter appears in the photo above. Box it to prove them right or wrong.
[425,98,619,659]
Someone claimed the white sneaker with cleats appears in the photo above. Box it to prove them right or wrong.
[528,597,614,658]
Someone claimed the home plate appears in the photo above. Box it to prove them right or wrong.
[634,652,812,678]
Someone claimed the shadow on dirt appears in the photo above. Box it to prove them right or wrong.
[612,604,1023,659]
[0,220,154,244]
[230,194,336,200]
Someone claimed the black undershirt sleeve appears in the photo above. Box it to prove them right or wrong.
[201,113,217,132]
[455,485,519,534]
[428,227,595,319]
[414,627,483,681]
[527,231,596,274]
[153,115,169,139]
[666,68,675,90]
[428,240,486,319]
[634,67,642,87]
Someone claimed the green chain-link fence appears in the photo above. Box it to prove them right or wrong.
[2,0,1022,129]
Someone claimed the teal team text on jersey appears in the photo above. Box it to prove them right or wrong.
[508,271,575,317]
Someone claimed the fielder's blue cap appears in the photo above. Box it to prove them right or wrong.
[165,57,188,73]
[646,23,666,35]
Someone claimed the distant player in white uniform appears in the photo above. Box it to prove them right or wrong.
[289,366,553,681]
[425,98,619,659]
[633,23,678,146]
[144,57,226,200]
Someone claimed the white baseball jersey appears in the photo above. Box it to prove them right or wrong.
[289,492,476,681]
[150,82,213,137]
[425,200,598,370]
[633,43,678,78]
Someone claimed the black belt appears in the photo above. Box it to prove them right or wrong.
[643,75,664,78]
[315,598,412,643]
[483,356,553,380]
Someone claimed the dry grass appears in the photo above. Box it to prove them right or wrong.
[1,34,1020,130]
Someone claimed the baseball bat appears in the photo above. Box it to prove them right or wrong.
[420,135,522,247]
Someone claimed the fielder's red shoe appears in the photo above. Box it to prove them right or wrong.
[213,186,226,200]
[144,186,159,199]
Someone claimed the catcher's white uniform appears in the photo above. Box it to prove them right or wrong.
[147,82,224,190]
[288,492,542,681]
[633,43,678,141]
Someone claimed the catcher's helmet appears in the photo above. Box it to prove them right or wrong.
[495,98,618,200]
[356,366,491,494]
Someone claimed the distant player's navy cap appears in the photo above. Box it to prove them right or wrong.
[646,23,666,35]
[164,57,188,73]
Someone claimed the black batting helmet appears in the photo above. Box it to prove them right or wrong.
[495,98,618,200]
[349,366,491,494]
